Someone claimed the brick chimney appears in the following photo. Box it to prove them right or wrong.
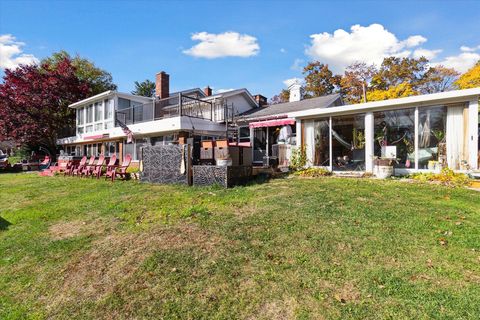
[254,94,268,107]
[155,71,169,99]
[203,86,212,97]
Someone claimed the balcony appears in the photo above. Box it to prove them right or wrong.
[115,94,234,127]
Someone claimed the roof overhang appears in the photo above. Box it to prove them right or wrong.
[288,88,480,119]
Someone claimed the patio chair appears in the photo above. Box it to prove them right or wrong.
[91,154,106,179]
[81,156,96,177]
[71,156,87,177]
[63,160,75,176]
[106,154,131,181]
[39,156,51,170]
[104,154,117,181]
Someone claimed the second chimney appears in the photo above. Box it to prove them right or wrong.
[203,86,212,97]
[155,71,170,99]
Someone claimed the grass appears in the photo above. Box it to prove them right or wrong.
[0,173,479,319]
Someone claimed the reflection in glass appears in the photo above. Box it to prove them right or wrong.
[313,118,330,167]
[418,106,447,169]
[374,109,415,168]
[331,114,365,171]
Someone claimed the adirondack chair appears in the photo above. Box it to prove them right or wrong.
[106,154,131,181]
[80,156,96,177]
[71,156,87,177]
[63,160,75,176]
[104,154,117,181]
[91,154,106,179]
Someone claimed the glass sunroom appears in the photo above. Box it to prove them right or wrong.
[293,89,480,174]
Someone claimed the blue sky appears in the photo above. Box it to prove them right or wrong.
[1,0,479,98]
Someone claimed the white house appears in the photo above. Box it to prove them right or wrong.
[57,71,259,164]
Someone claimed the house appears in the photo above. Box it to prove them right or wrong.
[239,84,479,174]
[57,71,259,165]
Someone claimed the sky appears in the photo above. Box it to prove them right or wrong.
[1,0,480,98]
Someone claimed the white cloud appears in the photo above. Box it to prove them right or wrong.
[290,58,304,71]
[283,77,303,88]
[0,34,39,70]
[436,51,480,73]
[305,24,438,73]
[460,45,480,52]
[412,48,442,60]
[183,31,259,59]
[280,48,286,53]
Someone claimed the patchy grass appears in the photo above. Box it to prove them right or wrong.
[0,173,479,319]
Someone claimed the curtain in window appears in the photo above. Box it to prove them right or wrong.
[446,106,465,169]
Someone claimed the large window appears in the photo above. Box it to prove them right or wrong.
[86,104,94,123]
[238,126,250,143]
[313,118,330,167]
[374,108,415,168]
[418,106,447,169]
[95,102,103,122]
[77,107,84,125]
[104,99,113,120]
[331,114,365,171]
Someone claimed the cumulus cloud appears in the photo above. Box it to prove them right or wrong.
[436,50,480,73]
[0,34,39,70]
[183,31,259,59]
[305,24,439,72]
[412,48,442,60]
[290,58,304,71]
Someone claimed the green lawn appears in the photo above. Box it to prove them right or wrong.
[0,173,479,319]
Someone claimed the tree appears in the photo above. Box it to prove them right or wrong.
[455,61,480,89]
[340,62,377,104]
[42,50,116,95]
[303,61,341,98]
[367,82,418,102]
[132,79,156,97]
[270,89,290,104]
[0,58,90,156]
[371,57,429,91]
[421,65,459,93]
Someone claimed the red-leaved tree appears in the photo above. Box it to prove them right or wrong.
[0,58,90,157]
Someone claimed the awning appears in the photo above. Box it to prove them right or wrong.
[84,133,110,140]
[249,118,295,128]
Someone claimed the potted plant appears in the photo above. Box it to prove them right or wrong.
[373,157,395,179]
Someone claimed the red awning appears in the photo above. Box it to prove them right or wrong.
[249,118,295,128]
[84,134,110,140]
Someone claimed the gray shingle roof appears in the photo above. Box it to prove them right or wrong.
[239,93,342,120]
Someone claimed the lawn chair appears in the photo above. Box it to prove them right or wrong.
[71,156,87,177]
[91,154,106,179]
[81,156,96,177]
[62,160,75,176]
[106,154,131,181]
[39,156,51,170]
[104,154,117,181]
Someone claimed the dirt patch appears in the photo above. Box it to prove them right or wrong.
[46,224,223,311]
[248,297,298,320]
[333,282,361,304]
[49,220,86,240]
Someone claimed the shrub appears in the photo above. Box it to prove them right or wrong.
[294,167,332,178]
[289,146,307,170]
[410,168,471,187]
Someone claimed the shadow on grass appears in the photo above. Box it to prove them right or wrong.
[0,216,11,231]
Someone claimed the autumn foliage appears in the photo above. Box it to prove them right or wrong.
[0,58,90,154]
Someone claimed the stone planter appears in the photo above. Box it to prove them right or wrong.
[374,158,394,179]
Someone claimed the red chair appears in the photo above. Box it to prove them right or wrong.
[81,156,96,177]
[71,156,87,177]
[104,155,117,181]
[91,154,106,179]
[106,154,132,181]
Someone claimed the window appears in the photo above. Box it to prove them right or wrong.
[331,114,365,171]
[135,138,148,160]
[374,108,415,169]
[104,99,113,120]
[77,127,84,135]
[77,107,84,125]
[104,121,114,129]
[239,126,250,143]
[313,118,330,167]
[95,102,103,122]
[95,123,103,131]
[85,125,93,133]
[418,106,447,169]
[124,141,135,159]
[86,104,94,123]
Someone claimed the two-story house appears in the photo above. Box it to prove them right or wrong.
[57,71,259,164]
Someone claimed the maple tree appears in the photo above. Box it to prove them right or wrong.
[0,58,90,156]
[303,61,341,98]
[340,62,377,104]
